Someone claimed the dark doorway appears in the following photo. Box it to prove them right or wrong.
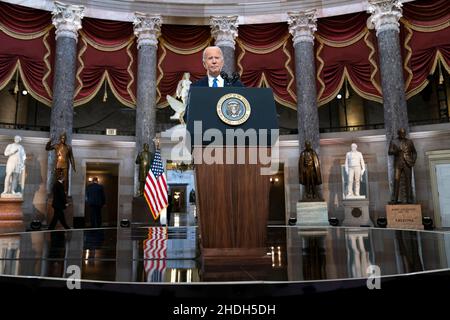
[85,163,119,227]
[169,184,187,213]
[269,164,286,224]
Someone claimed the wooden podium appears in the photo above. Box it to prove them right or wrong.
[193,146,270,254]
[187,87,278,257]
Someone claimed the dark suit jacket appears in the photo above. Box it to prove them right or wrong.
[52,180,67,210]
[86,183,106,207]
[191,76,244,87]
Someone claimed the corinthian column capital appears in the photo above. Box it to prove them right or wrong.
[133,13,162,49]
[210,16,239,49]
[52,1,84,41]
[367,0,403,36]
[287,10,317,45]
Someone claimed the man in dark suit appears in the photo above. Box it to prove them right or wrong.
[48,175,70,230]
[86,177,106,228]
[191,46,244,88]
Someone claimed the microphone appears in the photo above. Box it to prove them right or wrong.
[231,72,240,85]
[220,71,231,85]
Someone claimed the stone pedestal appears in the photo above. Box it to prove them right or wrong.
[0,197,24,232]
[296,201,329,226]
[132,196,161,226]
[342,199,373,227]
[386,204,423,230]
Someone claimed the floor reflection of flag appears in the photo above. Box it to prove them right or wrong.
[143,227,168,282]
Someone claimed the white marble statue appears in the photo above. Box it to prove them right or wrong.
[167,72,192,123]
[344,143,365,198]
[2,135,26,196]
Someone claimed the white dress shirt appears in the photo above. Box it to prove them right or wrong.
[207,74,224,87]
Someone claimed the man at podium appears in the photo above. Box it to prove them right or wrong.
[192,46,243,88]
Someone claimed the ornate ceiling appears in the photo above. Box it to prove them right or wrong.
[1,0,416,24]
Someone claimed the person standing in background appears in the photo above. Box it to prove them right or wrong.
[86,177,106,228]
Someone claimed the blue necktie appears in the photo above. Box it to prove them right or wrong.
[212,78,218,88]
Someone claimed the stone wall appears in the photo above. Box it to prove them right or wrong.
[0,129,135,226]
[2,122,450,227]
[281,122,450,224]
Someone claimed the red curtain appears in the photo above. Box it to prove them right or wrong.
[401,0,450,98]
[0,2,54,106]
[156,25,211,107]
[74,17,137,107]
[315,12,382,106]
[236,23,296,108]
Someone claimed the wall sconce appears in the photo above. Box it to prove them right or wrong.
[174,191,181,200]
[88,177,93,182]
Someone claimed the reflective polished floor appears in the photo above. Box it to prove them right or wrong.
[1,226,450,283]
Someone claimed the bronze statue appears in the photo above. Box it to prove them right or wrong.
[46,132,76,194]
[135,143,154,196]
[388,128,417,204]
[299,141,322,200]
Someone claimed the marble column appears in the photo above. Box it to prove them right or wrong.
[210,16,238,76]
[367,0,411,199]
[47,2,84,194]
[288,10,320,154]
[133,13,162,195]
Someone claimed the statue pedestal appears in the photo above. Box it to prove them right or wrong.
[386,204,423,230]
[342,199,372,227]
[0,197,24,232]
[296,201,329,226]
[132,196,161,226]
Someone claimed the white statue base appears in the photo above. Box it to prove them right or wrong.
[296,201,329,226]
[1,192,23,199]
[344,194,366,200]
[342,199,372,227]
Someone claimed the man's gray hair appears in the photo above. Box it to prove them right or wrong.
[202,46,223,62]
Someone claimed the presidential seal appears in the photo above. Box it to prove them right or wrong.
[216,93,251,126]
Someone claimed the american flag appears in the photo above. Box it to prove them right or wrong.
[143,148,168,220]
[143,227,167,282]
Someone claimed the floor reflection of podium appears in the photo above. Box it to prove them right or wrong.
[201,251,272,282]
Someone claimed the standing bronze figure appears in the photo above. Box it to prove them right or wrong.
[46,132,76,194]
[135,143,154,196]
[388,128,417,204]
[299,141,322,200]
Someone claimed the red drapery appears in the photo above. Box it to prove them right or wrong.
[0,2,54,106]
[156,25,211,108]
[236,23,296,109]
[401,0,450,99]
[74,17,137,107]
[315,12,382,106]
[0,1,449,110]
